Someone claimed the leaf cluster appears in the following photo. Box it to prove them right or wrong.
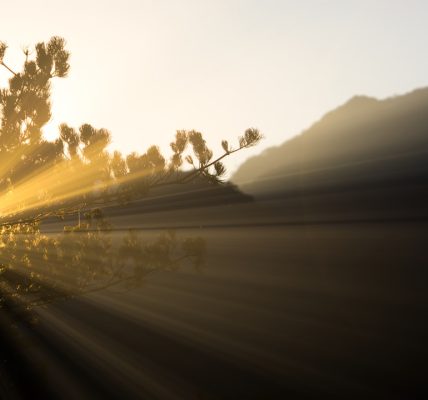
[0,37,260,310]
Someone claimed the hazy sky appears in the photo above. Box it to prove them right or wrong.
[1,0,427,175]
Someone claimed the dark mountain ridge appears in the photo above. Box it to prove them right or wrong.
[232,87,428,195]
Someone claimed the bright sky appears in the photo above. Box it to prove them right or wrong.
[1,0,427,176]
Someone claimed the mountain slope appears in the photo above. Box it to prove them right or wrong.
[232,88,428,196]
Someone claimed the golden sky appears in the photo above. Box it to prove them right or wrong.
[1,0,427,176]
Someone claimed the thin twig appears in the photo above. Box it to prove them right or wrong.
[1,61,17,76]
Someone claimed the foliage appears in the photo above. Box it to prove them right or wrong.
[0,213,205,311]
[0,37,261,311]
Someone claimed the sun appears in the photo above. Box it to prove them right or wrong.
[42,85,74,142]
[43,117,61,142]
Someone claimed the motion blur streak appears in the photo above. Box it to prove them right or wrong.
[2,178,426,399]
[3,88,428,398]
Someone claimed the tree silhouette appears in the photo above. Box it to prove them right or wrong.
[0,37,261,311]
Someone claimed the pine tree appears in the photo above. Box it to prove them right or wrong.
[0,37,261,309]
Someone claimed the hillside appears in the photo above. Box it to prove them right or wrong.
[232,88,428,197]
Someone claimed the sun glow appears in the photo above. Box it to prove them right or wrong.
[43,117,61,142]
[43,88,75,142]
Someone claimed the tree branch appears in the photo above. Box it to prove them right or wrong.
[1,61,17,76]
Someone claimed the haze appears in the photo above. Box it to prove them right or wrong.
[1,0,427,175]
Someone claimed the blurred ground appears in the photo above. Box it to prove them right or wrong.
[3,183,427,399]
